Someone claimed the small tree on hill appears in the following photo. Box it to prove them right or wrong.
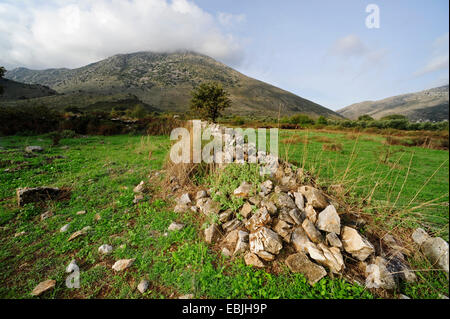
[0,66,6,95]
[358,114,374,121]
[190,82,231,123]
[316,116,328,125]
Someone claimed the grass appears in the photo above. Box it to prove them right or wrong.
[0,129,448,299]
[0,133,372,299]
[279,129,449,240]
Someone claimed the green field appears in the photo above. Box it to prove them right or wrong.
[0,130,448,299]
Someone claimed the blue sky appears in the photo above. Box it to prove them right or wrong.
[0,0,448,110]
[197,0,449,109]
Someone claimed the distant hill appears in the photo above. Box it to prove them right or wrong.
[338,85,449,121]
[5,51,342,118]
[0,78,57,101]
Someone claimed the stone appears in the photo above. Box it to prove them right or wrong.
[30,279,56,296]
[174,204,189,213]
[133,194,144,204]
[222,229,240,250]
[412,228,430,246]
[240,202,253,219]
[326,232,342,249]
[245,207,271,232]
[16,187,63,206]
[60,223,70,232]
[421,237,449,273]
[398,294,411,299]
[177,193,191,206]
[285,253,327,285]
[293,192,305,211]
[222,219,242,233]
[219,210,233,223]
[76,210,86,215]
[317,243,345,273]
[98,244,113,255]
[288,208,303,225]
[137,279,149,294]
[249,227,283,255]
[272,192,296,210]
[179,294,194,299]
[365,257,396,290]
[261,199,277,215]
[25,146,44,153]
[133,181,145,193]
[305,205,317,223]
[112,259,135,271]
[244,252,265,268]
[291,227,312,253]
[273,219,292,242]
[302,218,323,243]
[14,231,26,237]
[40,211,53,221]
[234,231,249,255]
[248,196,262,206]
[256,250,275,261]
[278,209,296,225]
[168,222,184,231]
[68,228,88,241]
[298,186,328,209]
[195,190,207,200]
[281,176,297,190]
[305,242,326,262]
[196,198,220,216]
[233,181,252,198]
[204,224,220,244]
[221,247,232,258]
[316,205,341,234]
[94,213,101,221]
[341,226,375,261]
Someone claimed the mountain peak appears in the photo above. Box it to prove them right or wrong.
[5,51,342,118]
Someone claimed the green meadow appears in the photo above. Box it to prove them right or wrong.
[0,130,448,299]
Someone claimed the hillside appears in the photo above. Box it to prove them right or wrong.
[337,85,449,121]
[5,51,342,118]
[0,78,57,101]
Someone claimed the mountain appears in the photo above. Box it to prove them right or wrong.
[5,51,342,118]
[337,86,449,121]
[0,78,57,101]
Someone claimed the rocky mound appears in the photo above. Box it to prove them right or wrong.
[160,121,449,294]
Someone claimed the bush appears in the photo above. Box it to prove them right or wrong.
[316,116,328,125]
[290,114,315,125]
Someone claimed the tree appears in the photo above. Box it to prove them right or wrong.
[380,114,406,121]
[190,82,231,123]
[316,116,328,125]
[0,66,6,95]
[290,114,315,125]
[358,114,374,121]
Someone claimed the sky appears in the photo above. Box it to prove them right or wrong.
[0,0,448,110]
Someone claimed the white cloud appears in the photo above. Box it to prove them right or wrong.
[327,34,388,80]
[218,12,246,27]
[0,0,244,69]
[329,34,368,58]
[415,32,449,76]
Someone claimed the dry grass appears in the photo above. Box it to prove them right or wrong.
[322,143,343,152]
[281,135,308,145]
[384,135,449,150]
